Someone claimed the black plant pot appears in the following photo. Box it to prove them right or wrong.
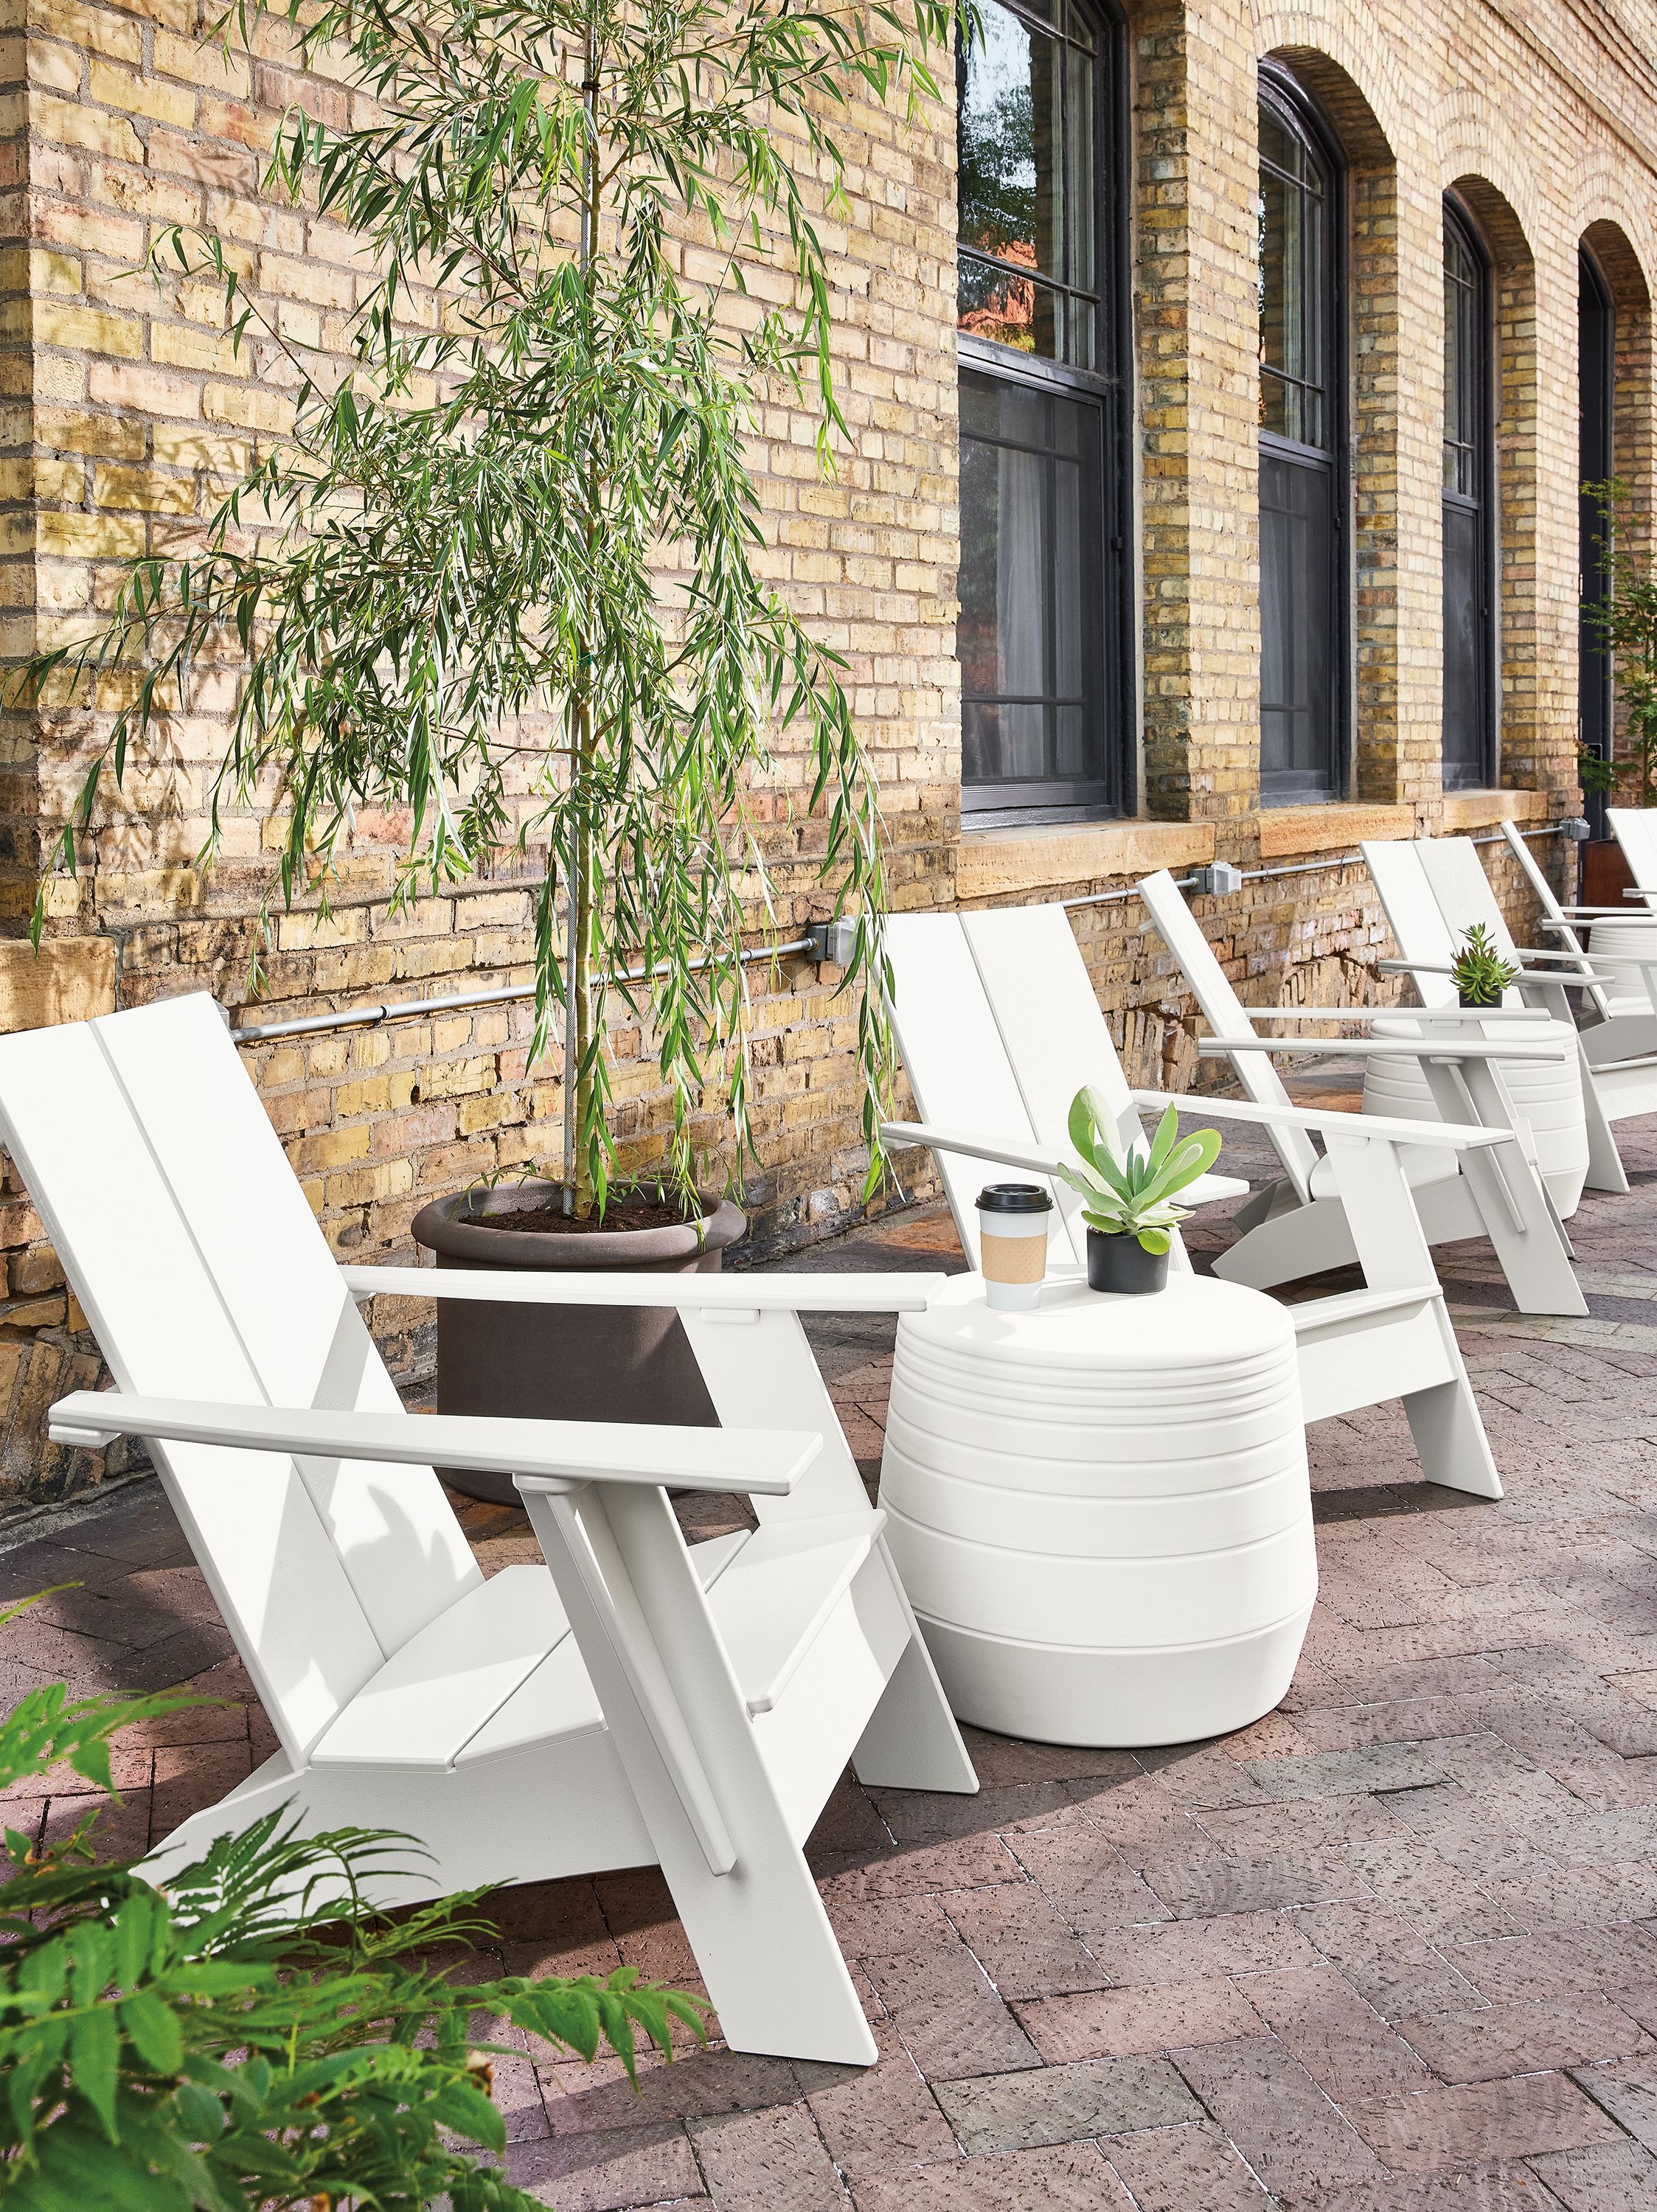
[1085,1228,1169,1296]
[1457,990,1502,1009]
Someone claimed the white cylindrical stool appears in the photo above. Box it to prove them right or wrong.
[1360,1012,1588,1218]
[878,1273,1316,1748]
[1584,917,1657,1023]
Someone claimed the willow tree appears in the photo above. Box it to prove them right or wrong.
[30,0,949,1214]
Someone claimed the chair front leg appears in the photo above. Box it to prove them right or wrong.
[518,1477,878,2066]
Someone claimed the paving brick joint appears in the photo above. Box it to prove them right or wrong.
[7,1079,1657,2208]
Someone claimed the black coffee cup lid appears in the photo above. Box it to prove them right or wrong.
[976,1183,1053,1214]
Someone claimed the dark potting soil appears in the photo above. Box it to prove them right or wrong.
[465,1193,702,1235]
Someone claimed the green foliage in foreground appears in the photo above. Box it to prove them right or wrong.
[0,1595,704,2209]
[1056,1091,1222,1255]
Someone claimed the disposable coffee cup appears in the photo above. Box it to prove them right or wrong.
[977,1184,1053,1312]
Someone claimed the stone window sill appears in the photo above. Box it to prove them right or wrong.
[956,820,1216,902]
[1438,790,1549,832]
[1255,804,1414,859]
[954,790,1554,902]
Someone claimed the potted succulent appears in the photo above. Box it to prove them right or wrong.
[24,0,948,1494]
[1055,1089,1221,1297]
[1449,923,1518,1009]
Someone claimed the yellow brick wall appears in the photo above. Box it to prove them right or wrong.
[0,0,1653,1512]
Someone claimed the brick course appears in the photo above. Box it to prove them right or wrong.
[0,0,1653,1508]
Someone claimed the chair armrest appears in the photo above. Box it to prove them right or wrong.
[45,1391,818,1498]
[1236,1005,1552,1023]
[1375,959,1613,990]
[1126,1089,1507,1151]
[890,1096,1504,1158]
[1367,975,1561,1009]
[1548,908,1657,920]
[880,1123,1251,1211]
[881,1120,1066,1180]
[1197,1035,1571,1063]
[1510,968,1615,988]
[342,1265,944,1315]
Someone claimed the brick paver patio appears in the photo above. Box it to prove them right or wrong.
[5,1086,1657,2208]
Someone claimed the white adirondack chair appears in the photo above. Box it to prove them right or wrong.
[1361,838,1593,1230]
[1500,816,1657,1077]
[0,992,978,2069]
[881,903,1510,1498]
[1608,807,1657,907]
[1140,865,1588,1321]
[1410,830,1657,1195]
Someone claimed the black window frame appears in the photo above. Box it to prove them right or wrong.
[1579,243,1615,837]
[955,0,1133,830]
[1257,66,1349,805]
[1441,193,1498,793]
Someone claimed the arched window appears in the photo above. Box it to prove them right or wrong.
[1258,72,1347,800]
[1442,198,1496,790]
[1579,245,1615,830]
[956,0,1129,826]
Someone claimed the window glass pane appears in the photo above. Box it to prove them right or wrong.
[1442,256,1463,489]
[958,253,1064,358]
[1259,104,1307,185]
[1259,103,1324,450]
[1066,44,1095,298]
[957,369,1105,797]
[1260,451,1335,787]
[1442,498,1485,787]
[1442,205,1490,787]
[957,0,1098,371]
[959,5,1063,285]
[1442,221,1480,495]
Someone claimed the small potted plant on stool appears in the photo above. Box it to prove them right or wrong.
[1450,923,1518,1009]
[1057,1088,1221,1295]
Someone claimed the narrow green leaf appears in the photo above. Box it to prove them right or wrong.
[67,2006,120,2141]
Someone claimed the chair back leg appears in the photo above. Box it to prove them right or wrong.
[850,1536,980,1792]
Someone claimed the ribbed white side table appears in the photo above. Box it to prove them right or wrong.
[1584,917,1657,1023]
[879,1272,1316,1749]
[1361,1012,1588,1217]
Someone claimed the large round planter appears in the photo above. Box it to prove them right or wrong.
[411,1182,746,1504]
[879,1273,1316,1748]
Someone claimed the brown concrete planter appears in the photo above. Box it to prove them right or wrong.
[410,1181,746,1505]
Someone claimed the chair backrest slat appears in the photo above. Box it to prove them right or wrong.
[958,905,1130,1258]
[92,996,480,1656]
[0,1017,385,1758]
[1608,809,1657,906]
[884,913,1066,1267]
[1138,870,1319,1195]
[1413,838,1522,995]
[1498,823,1610,1018]
[1361,840,1459,1007]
